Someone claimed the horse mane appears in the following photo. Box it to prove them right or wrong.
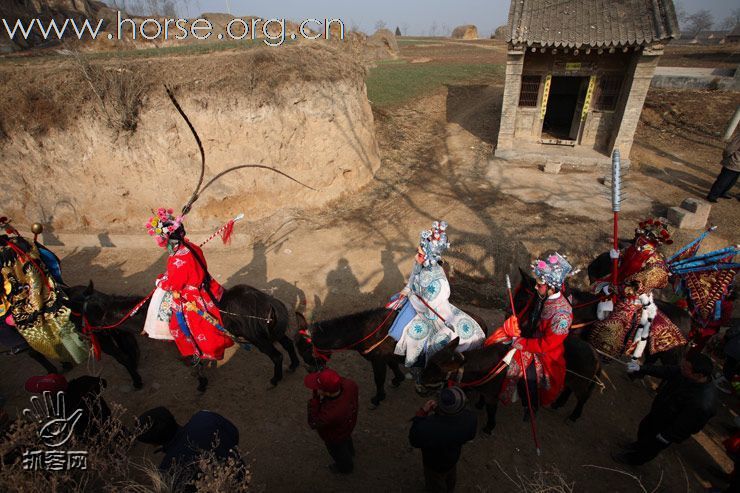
[312,307,388,334]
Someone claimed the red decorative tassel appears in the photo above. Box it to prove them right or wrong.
[221,220,235,245]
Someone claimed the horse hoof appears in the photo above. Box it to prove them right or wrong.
[391,379,404,388]
[269,379,280,388]
[482,428,494,436]
[404,372,413,380]
[368,402,379,411]
[287,365,299,374]
[197,378,208,393]
[133,381,144,391]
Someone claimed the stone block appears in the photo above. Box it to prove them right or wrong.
[542,162,562,174]
[680,197,711,216]
[668,204,710,230]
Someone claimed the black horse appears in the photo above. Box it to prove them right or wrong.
[77,282,300,392]
[418,336,601,434]
[294,307,490,408]
[0,285,143,389]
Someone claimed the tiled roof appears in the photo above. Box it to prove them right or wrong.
[507,0,680,48]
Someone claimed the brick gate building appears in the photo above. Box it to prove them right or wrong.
[495,0,680,166]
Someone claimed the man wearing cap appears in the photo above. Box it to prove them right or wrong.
[409,386,477,492]
[614,352,718,465]
[305,368,359,474]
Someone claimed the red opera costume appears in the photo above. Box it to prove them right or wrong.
[501,291,573,407]
[589,219,686,359]
[158,241,233,361]
[145,208,233,361]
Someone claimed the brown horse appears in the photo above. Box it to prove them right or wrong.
[418,336,601,434]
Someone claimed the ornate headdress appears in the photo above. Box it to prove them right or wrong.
[532,252,573,290]
[635,218,673,246]
[419,220,450,267]
[145,208,183,248]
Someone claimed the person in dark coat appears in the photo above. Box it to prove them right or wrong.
[305,368,359,474]
[707,132,740,202]
[137,407,244,489]
[409,386,477,492]
[615,352,718,465]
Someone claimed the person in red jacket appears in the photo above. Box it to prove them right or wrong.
[305,368,359,474]
[146,208,233,362]
[500,253,574,418]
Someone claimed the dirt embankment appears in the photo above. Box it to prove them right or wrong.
[0,43,381,233]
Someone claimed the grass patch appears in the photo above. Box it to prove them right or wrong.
[366,62,503,107]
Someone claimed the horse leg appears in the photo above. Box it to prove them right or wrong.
[253,340,284,387]
[191,360,208,392]
[97,334,143,390]
[388,359,405,388]
[278,335,300,372]
[483,398,500,435]
[369,357,388,408]
[551,387,573,410]
[568,381,595,422]
[27,349,60,374]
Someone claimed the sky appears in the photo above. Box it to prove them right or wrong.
[170,1,740,36]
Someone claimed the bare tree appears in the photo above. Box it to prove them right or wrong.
[673,0,689,25]
[719,8,740,30]
[430,21,438,37]
[374,20,387,31]
[401,22,410,36]
[685,9,714,38]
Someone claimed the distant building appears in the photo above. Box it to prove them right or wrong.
[496,0,680,166]
[727,24,740,44]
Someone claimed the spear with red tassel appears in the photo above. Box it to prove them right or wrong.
[199,213,244,247]
[611,149,622,302]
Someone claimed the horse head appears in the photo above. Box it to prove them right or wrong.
[65,281,109,328]
[416,337,464,395]
[293,312,325,372]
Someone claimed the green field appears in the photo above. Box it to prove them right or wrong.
[366,61,503,107]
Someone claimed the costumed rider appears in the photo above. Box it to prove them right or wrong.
[389,221,486,369]
[496,253,574,417]
[0,216,88,364]
[589,218,686,362]
[144,208,233,363]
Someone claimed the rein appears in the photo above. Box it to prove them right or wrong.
[449,358,509,389]
[80,290,155,333]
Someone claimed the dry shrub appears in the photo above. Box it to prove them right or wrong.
[494,461,575,493]
[15,85,70,137]
[69,51,147,134]
[0,395,251,493]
